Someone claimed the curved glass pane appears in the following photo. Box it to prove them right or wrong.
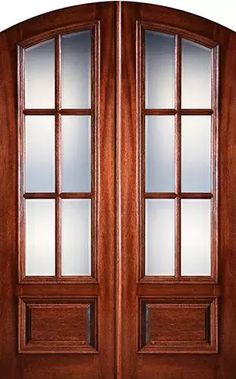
[25,39,55,109]
[182,39,212,108]
[62,31,91,108]
[145,31,175,109]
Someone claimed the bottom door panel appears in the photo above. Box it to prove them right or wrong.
[19,297,98,354]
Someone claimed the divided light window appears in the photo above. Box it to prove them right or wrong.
[143,29,218,281]
[19,28,96,281]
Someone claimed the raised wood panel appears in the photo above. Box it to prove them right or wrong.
[139,297,218,353]
[19,297,98,354]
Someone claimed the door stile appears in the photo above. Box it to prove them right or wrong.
[115,2,123,379]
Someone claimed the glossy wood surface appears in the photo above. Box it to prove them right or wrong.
[0,2,115,378]
[0,2,236,378]
[120,1,236,378]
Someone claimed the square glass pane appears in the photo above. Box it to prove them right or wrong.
[61,116,91,192]
[25,39,55,108]
[62,31,91,108]
[146,116,175,192]
[26,199,55,276]
[181,116,211,192]
[145,31,175,109]
[182,39,212,108]
[181,200,211,276]
[62,199,91,276]
[145,199,175,276]
[25,116,55,192]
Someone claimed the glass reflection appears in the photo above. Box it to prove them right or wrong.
[61,116,91,192]
[26,199,55,276]
[181,116,211,192]
[182,39,212,108]
[62,31,91,108]
[145,199,175,276]
[146,116,175,192]
[25,116,55,192]
[145,31,175,108]
[25,39,55,109]
[181,200,211,276]
[62,199,91,276]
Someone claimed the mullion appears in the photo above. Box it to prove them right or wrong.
[144,109,213,115]
[143,193,213,199]
[175,35,182,278]
[23,109,92,115]
[55,35,62,278]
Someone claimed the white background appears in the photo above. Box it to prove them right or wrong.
[0,0,235,32]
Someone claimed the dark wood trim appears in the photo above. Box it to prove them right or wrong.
[144,192,213,199]
[23,109,92,115]
[18,22,97,49]
[115,4,122,379]
[140,21,218,48]
[144,109,213,115]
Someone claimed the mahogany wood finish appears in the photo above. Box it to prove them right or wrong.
[139,297,218,353]
[0,2,115,378]
[0,2,236,379]
[120,2,236,379]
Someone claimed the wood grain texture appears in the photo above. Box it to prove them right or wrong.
[139,297,218,353]
[0,2,236,378]
[19,297,97,353]
[120,1,236,378]
[0,2,115,379]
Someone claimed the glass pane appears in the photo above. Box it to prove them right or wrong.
[145,199,175,276]
[62,31,91,108]
[25,39,55,108]
[26,200,55,276]
[62,116,91,192]
[182,116,211,192]
[145,31,175,109]
[182,39,212,108]
[181,200,211,276]
[62,199,91,276]
[25,116,55,192]
[146,116,175,192]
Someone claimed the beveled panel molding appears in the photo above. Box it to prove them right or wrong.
[138,297,218,353]
[18,297,98,354]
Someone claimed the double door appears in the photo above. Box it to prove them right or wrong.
[0,2,236,378]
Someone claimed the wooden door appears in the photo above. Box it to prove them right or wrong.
[0,3,115,379]
[1,2,236,379]
[120,2,236,379]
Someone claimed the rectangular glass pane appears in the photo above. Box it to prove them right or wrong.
[181,200,211,276]
[62,199,91,276]
[62,116,91,192]
[182,116,211,192]
[145,31,175,109]
[26,200,55,276]
[62,31,91,108]
[25,39,55,108]
[182,39,212,108]
[25,116,55,192]
[146,116,175,192]
[145,199,175,276]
